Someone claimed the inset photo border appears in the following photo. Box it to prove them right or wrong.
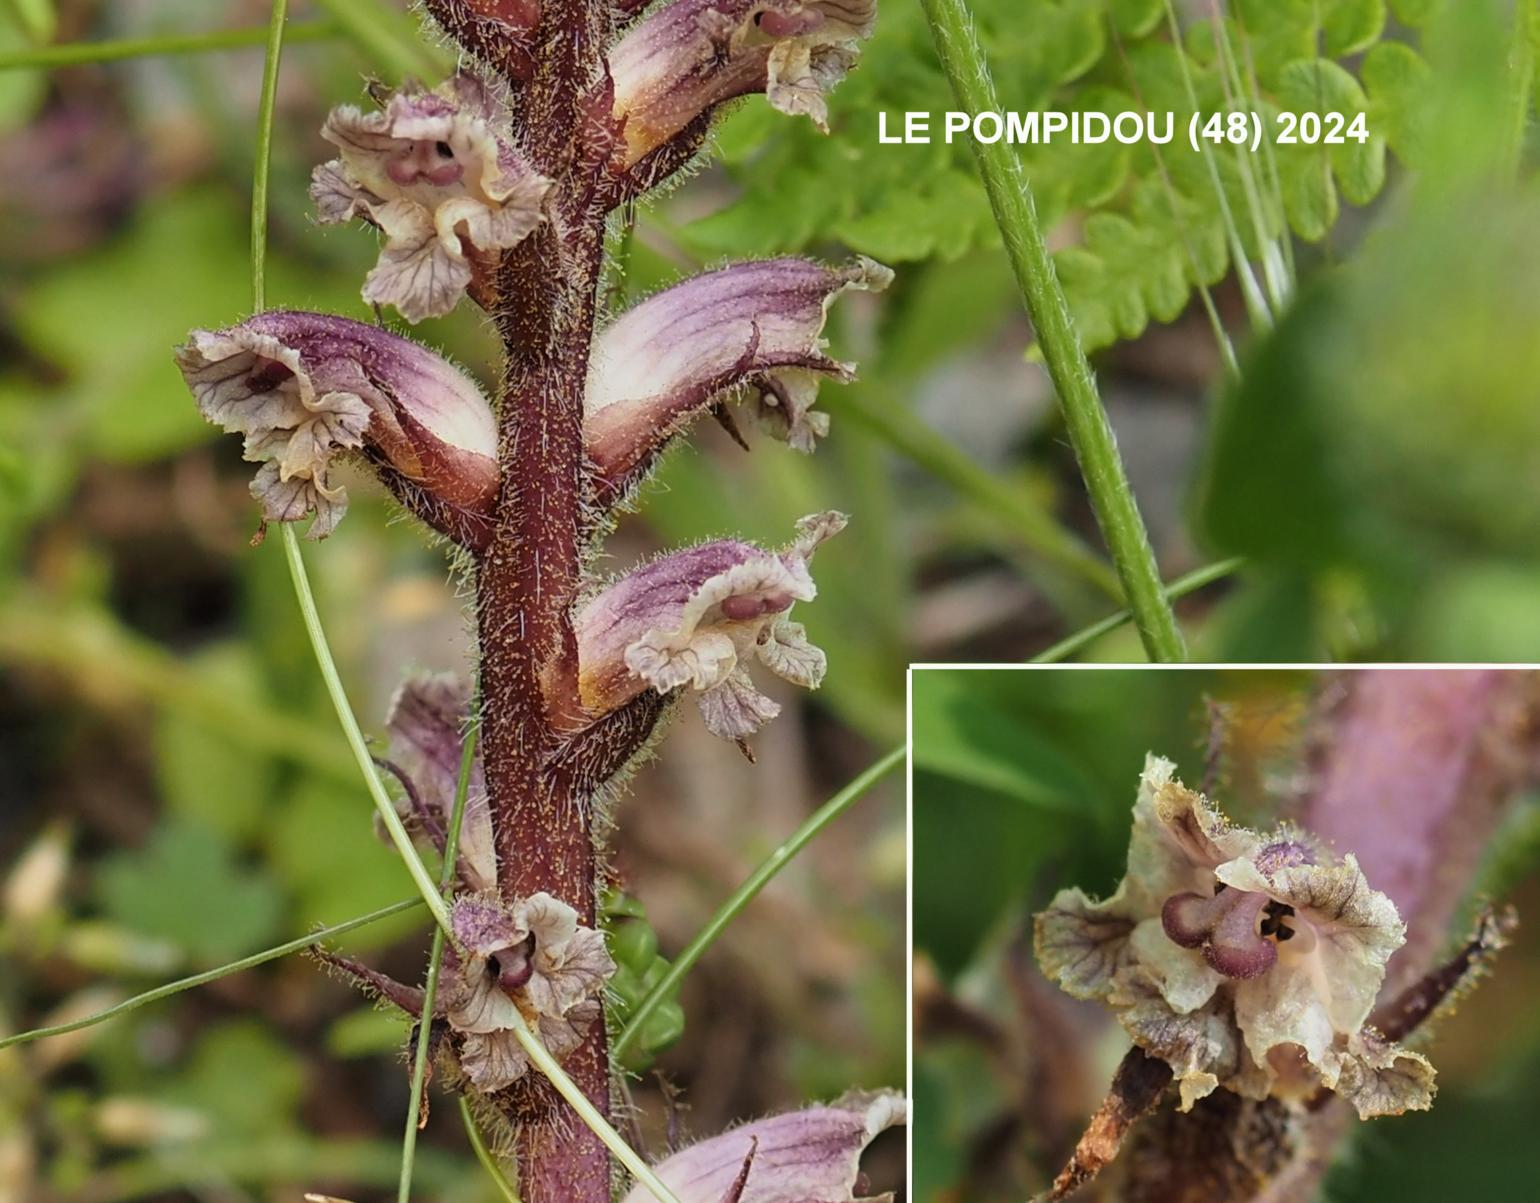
[908,666,1540,1203]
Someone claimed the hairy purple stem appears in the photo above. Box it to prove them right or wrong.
[471,3,630,1199]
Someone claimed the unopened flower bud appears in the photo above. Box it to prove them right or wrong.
[608,0,877,166]
[586,257,890,500]
[575,512,844,742]
[175,312,498,539]
[620,1090,905,1203]
[312,73,550,321]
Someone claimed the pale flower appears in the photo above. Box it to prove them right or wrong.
[575,513,845,741]
[1034,755,1435,1118]
[312,73,550,321]
[585,257,891,501]
[621,1090,906,1203]
[175,311,498,538]
[609,0,878,166]
[440,893,615,1092]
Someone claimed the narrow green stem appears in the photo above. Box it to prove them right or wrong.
[1030,557,1244,664]
[613,745,904,1059]
[250,0,448,934]
[251,0,289,315]
[1206,0,1290,309]
[280,529,453,933]
[1162,0,1274,329]
[919,0,1187,662]
[398,723,479,1202]
[504,1010,683,1203]
[0,21,334,70]
[1508,0,1538,176]
[822,387,1121,600]
[461,1098,524,1203]
[0,900,423,1051]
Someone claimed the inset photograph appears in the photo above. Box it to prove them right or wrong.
[912,667,1540,1203]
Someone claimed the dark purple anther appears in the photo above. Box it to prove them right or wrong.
[1162,887,1278,979]
[496,933,537,992]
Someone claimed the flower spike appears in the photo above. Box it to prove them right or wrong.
[575,513,845,742]
[586,257,891,500]
[312,73,551,322]
[609,0,877,166]
[175,311,498,538]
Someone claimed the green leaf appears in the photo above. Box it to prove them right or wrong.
[1322,0,1387,57]
[160,1021,305,1141]
[909,671,1089,810]
[266,777,424,950]
[97,819,284,966]
[1389,0,1445,27]
[153,645,278,843]
[327,1006,411,1058]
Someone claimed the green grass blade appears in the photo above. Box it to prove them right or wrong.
[920,0,1188,662]
[0,899,424,1051]
[311,0,451,81]
[1030,557,1244,664]
[823,386,1122,600]
[505,1010,684,1203]
[461,1097,524,1203]
[0,21,334,69]
[398,720,479,1201]
[613,745,904,1059]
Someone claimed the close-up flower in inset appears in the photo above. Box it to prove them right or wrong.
[575,512,845,742]
[621,1090,906,1203]
[585,257,891,498]
[439,893,614,1092]
[608,0,878,165]
[311,73,550,321]
[1035,755,1433,1119]
[175,311,498,537]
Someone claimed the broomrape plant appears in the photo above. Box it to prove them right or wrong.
[170,2,902,1200]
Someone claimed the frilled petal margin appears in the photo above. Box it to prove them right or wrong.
[575,512,844,741]
[312,73,550,321]
[385,673,496,893]
[609,0,878,166]
[175,311,498,538]
[586,257,891,498]
[621,1090,906,1203]
[440,893,614,1092]
[1034,755,1432,1118]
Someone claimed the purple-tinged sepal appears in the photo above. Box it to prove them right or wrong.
[440,893,615,1092]
[586,257,891,499]
[608,0,877,166]
[312,74,550,322]
[620,1090,906,1203]
[575,513,845,742]
[175,311,498,538]
[384,673,496,893]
